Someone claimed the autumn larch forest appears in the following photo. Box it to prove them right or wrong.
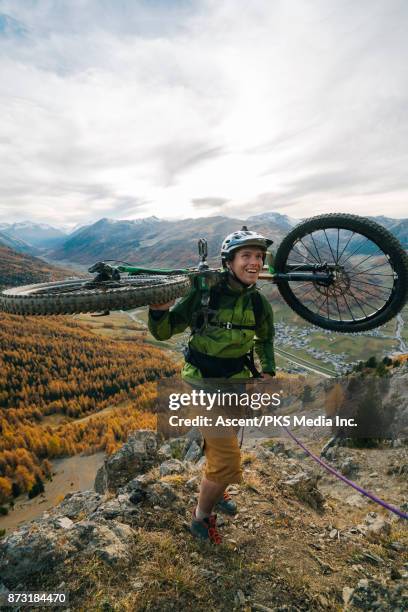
[0,312,176,505]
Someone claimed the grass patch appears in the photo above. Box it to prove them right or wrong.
[241,452,255,465]
[160,474,189,487]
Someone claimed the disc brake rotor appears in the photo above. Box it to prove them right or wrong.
[313,268,351,297]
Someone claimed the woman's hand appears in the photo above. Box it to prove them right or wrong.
[262,372,276,379]
[149,300,175,311]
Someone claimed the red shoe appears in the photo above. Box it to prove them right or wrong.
[214,491,238,515]
[190,509,222,544]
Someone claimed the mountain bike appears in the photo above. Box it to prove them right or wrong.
[1,214,407,333]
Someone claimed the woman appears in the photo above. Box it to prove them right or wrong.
[149,227,275,544]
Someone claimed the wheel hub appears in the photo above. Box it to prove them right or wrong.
[313,269,351,297]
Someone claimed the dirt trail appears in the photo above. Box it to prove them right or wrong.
[0,452,104,534]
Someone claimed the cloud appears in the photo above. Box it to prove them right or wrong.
[0,0,407,227]
[191,196,229,210]
[0,13,27,36]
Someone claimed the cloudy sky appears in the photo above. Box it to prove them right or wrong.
[0,0,407,229]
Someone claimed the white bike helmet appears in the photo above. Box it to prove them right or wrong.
[221,226,273,268]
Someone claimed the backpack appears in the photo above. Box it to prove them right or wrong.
[187,281,264,378]
[191,282,263,333]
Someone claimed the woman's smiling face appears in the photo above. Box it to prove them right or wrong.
[228,246,264,285]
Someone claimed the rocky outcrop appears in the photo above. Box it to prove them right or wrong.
[0,515,135,585]
[94,430,162,494]
[0,428,202,588]
[94,429,204,495]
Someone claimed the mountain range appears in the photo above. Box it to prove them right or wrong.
[0,222,67,251]
[49,215,291,267]
[0,213,406,268]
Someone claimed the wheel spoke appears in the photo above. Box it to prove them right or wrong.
[350,279,391,295]
[346,289,381,313]
[340,237,372,265]
[349,284,386,303]
[347,289,368,318]
[298,239,321,264]
[348,266,394,277]
[345,250,388,272]
[291,246,318,266]
[316,293,329,315]
[323,229,337,264]
[341,294,356,321]
[293,284,318,300]
[305,290,328,311]
[310,233,323,264]
[286,260,317,271]
[347,260,393,275]
[291,281,314,290]
[337,231,356,263]
[353,278,392,292]
[333,293,342,321]
[336,228,340,263]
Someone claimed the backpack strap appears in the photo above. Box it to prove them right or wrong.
[190,281,223,334]
[246,291,264,378]
[250,290,263,329]
[191,283,264,334]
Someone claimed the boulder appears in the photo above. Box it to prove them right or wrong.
[0,520,74,585]
[184,427,204,448]
[283,472,325,511]
[365,515,392,538]
[125,475,178,508]
[184,440,203,463]
[94,430,161,493]
[67,519,134,565]
[158,443,173,460]
[339,457,359,476]
[253,446,274,461]
[56,517,74,530]
[58,491,104,520]
[159,458,186,477]
[89,494,140,523]
[146,482,178,507]
[168,437,186,459]
[0,515,135,587]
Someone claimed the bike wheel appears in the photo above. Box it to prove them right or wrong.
[274,213,408,332]
[0,274,191,315]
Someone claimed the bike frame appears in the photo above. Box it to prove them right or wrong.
[89,233,337,287]
[113,263,335,284]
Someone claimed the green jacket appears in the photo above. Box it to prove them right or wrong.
[148,273,275,380]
